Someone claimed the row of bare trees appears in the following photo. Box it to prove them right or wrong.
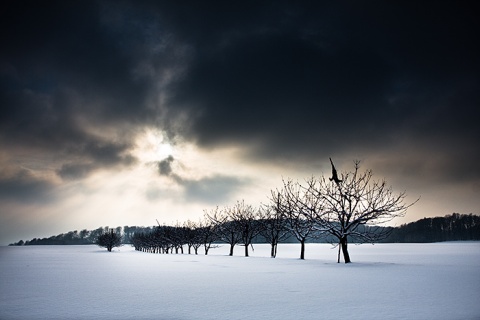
[131,221,217,255]
[132,160,415,263]
[206,200,304,258]
[131,201,286,258]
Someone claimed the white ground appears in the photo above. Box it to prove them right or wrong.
[1,242,479,320]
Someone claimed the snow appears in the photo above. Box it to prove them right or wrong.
[1,242,479,320]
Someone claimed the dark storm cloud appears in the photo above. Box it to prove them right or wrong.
[155,1,479,184]
[1,1,479,187]
[56,139,136,179]
[172,33,391,150]
[0,1,150,120]
[0,169,55,203]
[0,1,171,180]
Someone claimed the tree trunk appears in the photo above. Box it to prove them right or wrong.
[340,236,351,263]
[271,243,276,258]
[229,244,234,256]
[245,243,249,257]
[300,238,305,260]
[337,241,341,263]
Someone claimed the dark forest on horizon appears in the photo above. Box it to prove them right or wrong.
[9,213,480,246]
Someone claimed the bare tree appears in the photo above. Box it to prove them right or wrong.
[304,160,417,263]
[228,200,263,257]
[191,228,203,255]
[198,218,218,255]
[206,206,242,256]
[258,202,290,258]
[171,221,186,254]
[96,229,122,252]
[183,220,204,255]
[272,179,320,260]
[184,220,198,254]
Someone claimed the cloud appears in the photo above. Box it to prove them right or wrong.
[146,174,247,205]
[0,1,170,180]
[0,169,55,204]
[2,1,477,182]
[53,139,138,180]
[169,33,391,153]
[56,163,95,180]
[181,175,248,204]
[153,155,248,204]
[155,1,479,184]
[157,155,175,176]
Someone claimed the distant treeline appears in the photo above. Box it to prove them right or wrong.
[8,226,153,246]
[8,213,480,246]
[383,213,480,243]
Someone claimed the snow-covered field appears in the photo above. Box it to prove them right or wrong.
[1,243,479,320]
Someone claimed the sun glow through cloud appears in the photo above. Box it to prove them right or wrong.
[54,128,269,230]
[136,128,175,163]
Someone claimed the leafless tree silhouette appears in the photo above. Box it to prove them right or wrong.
[275,160,416,263]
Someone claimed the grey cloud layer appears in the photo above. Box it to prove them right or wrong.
[153,155,247,204]
[159,1,479,184]
[1,1,168,191]
[0,169,55,203]
[1,1,479,200]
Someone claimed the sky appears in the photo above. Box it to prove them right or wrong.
[1,1,479,245]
